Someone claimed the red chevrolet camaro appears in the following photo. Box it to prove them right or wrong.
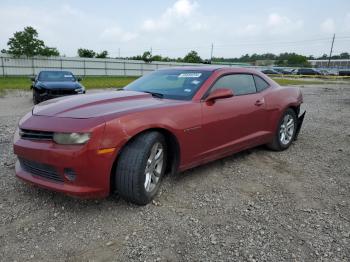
[14,67,305,205]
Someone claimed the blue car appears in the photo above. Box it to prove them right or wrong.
[31,71,86,104]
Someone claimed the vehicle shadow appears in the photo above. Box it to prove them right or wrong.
[16,145,269,212]
[171,145,267,182]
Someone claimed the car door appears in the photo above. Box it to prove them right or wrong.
[199,73,269,158]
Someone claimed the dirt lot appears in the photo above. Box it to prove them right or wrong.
[0,85,349,261]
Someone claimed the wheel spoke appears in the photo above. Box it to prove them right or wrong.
[144,142,164,192]
[144,173,151,191]
[154,148,162,160]
[155,154,163,166]
[149,144,158,161]
[280,132,285,142]
[151,172,159,183]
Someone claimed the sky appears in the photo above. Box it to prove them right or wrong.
[0,0,349,59]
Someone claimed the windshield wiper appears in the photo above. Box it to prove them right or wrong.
[143,91,164,98]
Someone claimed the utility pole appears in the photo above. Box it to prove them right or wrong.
[150,47,153,56]
[327,34,335,68]
[118,48,120,58]
[210,43,214,63]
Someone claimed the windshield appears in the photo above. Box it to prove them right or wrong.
[38,71,76,82]
[124,69,212,100]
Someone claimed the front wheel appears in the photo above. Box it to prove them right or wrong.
[267,108,297,151]
[115,131,167,205]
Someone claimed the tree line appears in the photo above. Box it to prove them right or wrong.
[1,26,349,67]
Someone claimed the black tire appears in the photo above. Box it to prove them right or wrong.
[267,108,297,151]
[115,131,167,205]
[33,89,41,105]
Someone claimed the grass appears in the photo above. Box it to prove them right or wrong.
[81,76,138,89]
[271,78,326,86]
[0,75,347,95]
[0,76,139,91]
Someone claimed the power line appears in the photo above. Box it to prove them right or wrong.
[328,34,336,67]
[106,35,350,57]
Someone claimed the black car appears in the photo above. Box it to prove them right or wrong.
[31,71,85,104]
[339,70,350,76]
[295,68,322,76]
[273,68,293,75]
[261,69,281,75]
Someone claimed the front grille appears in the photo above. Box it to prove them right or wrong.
[19,158,63,183]
[20,129,53,141]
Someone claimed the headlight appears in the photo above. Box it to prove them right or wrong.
[53,132,90,145]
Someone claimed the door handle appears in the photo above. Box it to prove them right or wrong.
[255,99,265,106]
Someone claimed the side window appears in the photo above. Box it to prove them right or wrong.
[253,75,269,92]
[212,74,256,96]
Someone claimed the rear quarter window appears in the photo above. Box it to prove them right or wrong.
[253,75,269,92]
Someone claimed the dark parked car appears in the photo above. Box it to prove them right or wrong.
[339,70,350,76]
[31,71,85,104]
[296,68,322,76]
[273,68,293,75]
[261,69,281,75]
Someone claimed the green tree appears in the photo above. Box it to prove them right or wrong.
[183,50,202,63]
[152,55,162,61]
[96,50,108,58]
[142,51,152,63]
[339,52,350,59]
[4,26,59,57]
[39,47,60,56]
[77,48,96,58]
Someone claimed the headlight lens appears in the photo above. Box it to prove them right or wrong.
[53,132,90,145]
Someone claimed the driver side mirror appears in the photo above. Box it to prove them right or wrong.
[205,88,233,103]
[77,77,82,81]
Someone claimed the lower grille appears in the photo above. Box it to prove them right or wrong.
[20,129,53,141]
[48,89,77,95]
[19,158,63,183]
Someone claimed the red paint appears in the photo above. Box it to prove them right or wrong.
[13,67,303,198]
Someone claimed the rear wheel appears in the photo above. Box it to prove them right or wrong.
[115,131,167,205]
[267,108,297,151]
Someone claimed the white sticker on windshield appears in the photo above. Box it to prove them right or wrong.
[184,89,192,92]
[64,75,73,78]
[178,73,202,78]
[191,80,200,85]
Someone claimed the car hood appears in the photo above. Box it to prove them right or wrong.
[32,91,180,119]
[36,81,81,89]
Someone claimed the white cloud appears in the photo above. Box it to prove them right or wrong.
[173,0,197,17]
[266,13,303,35]
[236,24,261,36]
[141,0,199,32]
[321,18,335,33]
[100,27,138,42]
[344,13,350,31]
[0,4,138,56]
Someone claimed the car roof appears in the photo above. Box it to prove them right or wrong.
[39,70,73,73]
[158,66,260,74]
[158,65,226,71]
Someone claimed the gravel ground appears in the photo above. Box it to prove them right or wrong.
[0,85,349,261]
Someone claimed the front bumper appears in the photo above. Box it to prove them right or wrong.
[13,118,117,199]
[37,88,85,101]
